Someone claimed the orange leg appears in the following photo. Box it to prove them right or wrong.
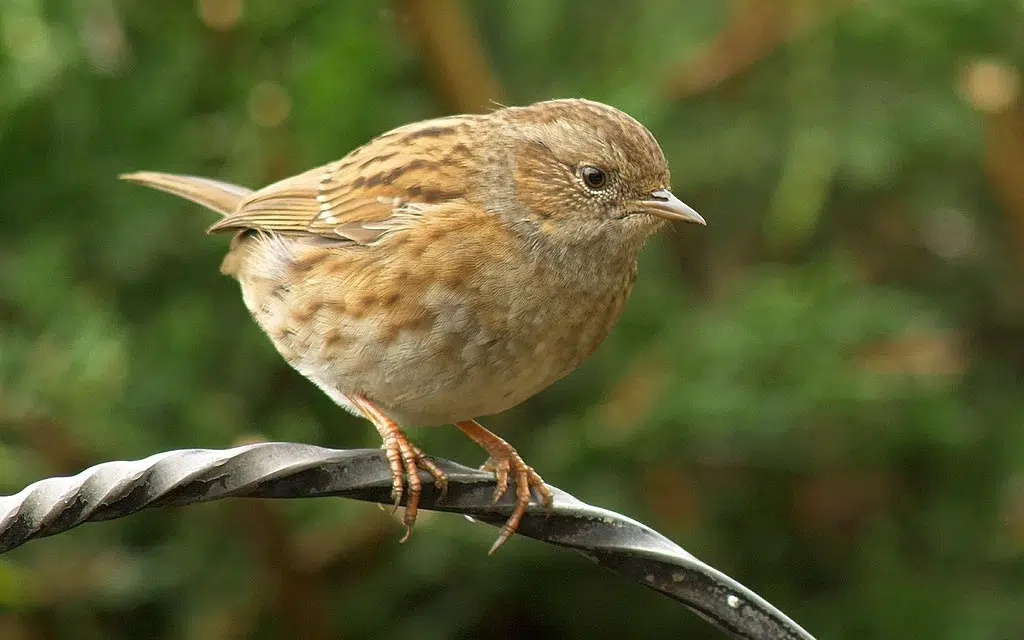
[454,419,554,554]
[351,396,448,542]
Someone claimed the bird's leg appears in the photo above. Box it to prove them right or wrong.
[351,396,448,542]
[454,419,554,554]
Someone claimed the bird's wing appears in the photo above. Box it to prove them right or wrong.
[208,115,481,245]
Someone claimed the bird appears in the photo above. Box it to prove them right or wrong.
[121,98,705,554]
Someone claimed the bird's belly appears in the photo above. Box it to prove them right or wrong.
[233,229,637,427]
[245,272,632,427]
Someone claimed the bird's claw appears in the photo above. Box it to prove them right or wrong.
[380,435,449,542]
[481,452,554,554]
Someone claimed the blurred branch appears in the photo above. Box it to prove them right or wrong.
[662,0,856,101]
[0,443,816,640]
[393,0,503,112]
[983,100,1024,273]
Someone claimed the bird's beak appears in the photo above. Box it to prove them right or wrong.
[638,189,706,225]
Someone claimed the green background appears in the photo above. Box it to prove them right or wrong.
[2,1,1023,638]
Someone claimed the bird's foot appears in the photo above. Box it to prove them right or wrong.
[455,420,554,554]
[382,435,449,542]
[352,396,448,542]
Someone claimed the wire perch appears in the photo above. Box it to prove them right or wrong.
[0,443,815,640]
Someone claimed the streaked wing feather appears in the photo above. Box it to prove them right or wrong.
[207,114,480,244]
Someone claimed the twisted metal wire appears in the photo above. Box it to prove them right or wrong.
[0,443,815,640]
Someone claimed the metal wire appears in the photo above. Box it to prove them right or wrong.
[0,443,815,640]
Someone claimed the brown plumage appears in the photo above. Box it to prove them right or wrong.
[121,98,705,553]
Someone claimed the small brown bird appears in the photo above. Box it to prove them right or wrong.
[121,98,704,553]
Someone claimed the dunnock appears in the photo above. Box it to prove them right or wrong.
[122,98,705,553]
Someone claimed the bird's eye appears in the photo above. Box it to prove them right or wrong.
[580,166,607,190]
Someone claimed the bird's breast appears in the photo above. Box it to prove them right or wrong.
[229,218,641,425]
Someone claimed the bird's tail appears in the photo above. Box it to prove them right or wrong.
[119,171,253,217]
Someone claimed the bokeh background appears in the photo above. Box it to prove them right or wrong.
[2,0,1024,638]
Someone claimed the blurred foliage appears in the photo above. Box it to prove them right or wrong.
[1,0,1023,638]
